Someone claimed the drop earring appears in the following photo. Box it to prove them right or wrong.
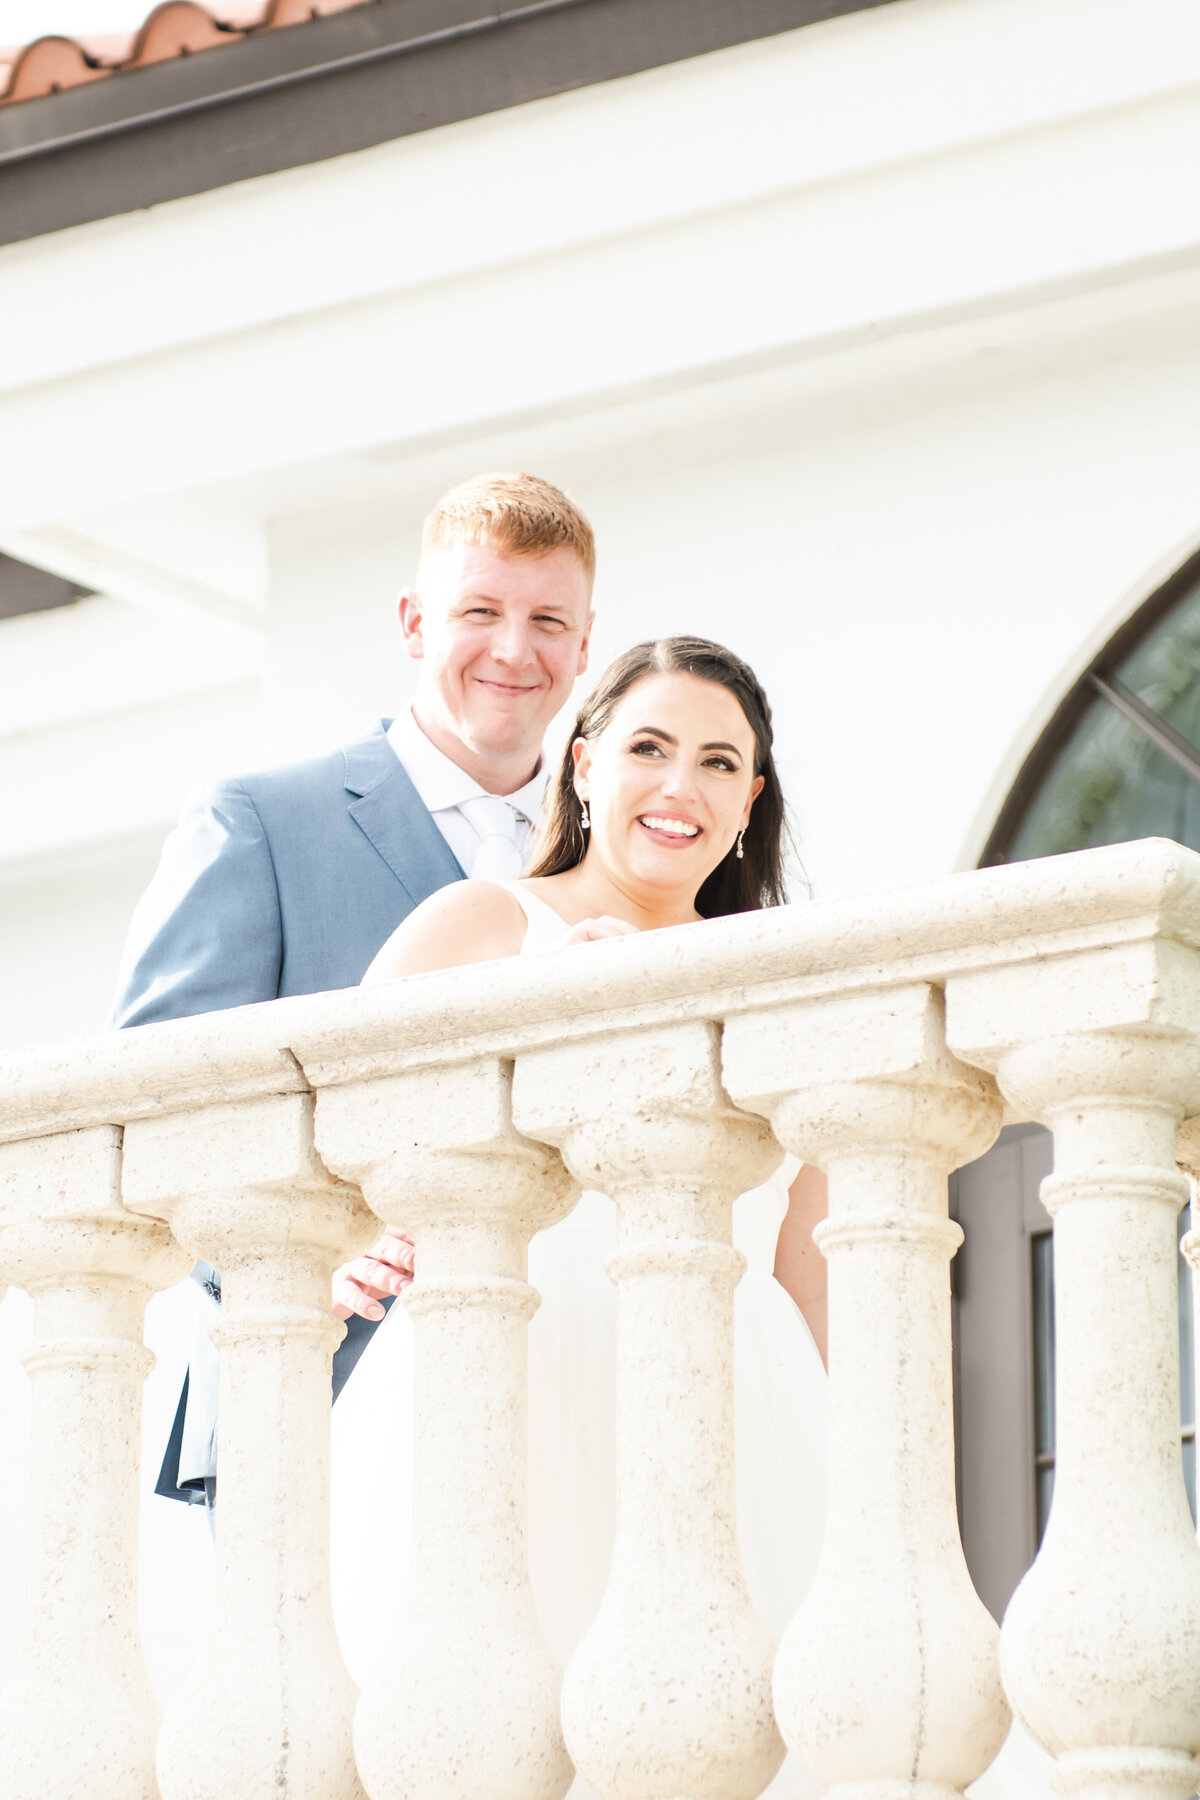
[580,797,591,830]
[736,829,745,860]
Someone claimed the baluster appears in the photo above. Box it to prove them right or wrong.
[122,1091,377,1800]
[723,983,1009,1800]
[948,950,1200,1800]
[513,1019,785,1800]
[0,1125,186,1800]
[315,1056,577,1800]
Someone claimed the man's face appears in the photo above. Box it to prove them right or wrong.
[400,540,593,782]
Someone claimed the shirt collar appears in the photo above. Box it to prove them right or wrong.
[387,705,547,821]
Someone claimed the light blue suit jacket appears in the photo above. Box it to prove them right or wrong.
[113,721,466,1499]
[113,720,464,1026]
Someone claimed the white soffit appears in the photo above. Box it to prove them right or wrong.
[0,0,1198,535]
[3,0,1200,391]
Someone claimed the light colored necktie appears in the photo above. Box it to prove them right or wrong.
[458,794,530,881]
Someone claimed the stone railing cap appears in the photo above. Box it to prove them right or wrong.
[3,837,1200,1146]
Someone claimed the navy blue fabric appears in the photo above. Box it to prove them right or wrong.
[332,1299,398,1402]
[155,1371,200,1503]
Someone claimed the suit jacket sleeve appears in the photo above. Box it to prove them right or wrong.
[111,778,283,1027]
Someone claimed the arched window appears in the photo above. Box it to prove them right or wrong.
[955,547,1200,1621]
[982,545,1200,865]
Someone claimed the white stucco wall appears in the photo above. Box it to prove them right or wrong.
[0,596,262,1049]
[263,272,1200,902]
[1,0,1199,1045]
[2,0,1200,1714]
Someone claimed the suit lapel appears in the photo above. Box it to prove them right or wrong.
[343,724,465,909]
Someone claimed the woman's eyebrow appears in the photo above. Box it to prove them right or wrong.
[629,726,743,758]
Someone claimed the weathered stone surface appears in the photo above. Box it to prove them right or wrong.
[726,986,1008,1800]
[0,1126,185,1800]
[124,1092,376,1800]
[516,1021,785,1800]
[6,837,1200,1146]
[948,947,1200,1800]
[316,1058,577,1800]
[2,841,1200,1798]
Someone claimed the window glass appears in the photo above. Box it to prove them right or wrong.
[1031,1231,1056,1543]
[996,568,1200,1543]
[1027,1202,1196,1544]
[1121,584,1200,746]
[1009,582,1200,861]
[1181,1206,1196,1524]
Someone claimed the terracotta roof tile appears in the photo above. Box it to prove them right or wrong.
[126,2,247,68]
[70,31,143,60]
[0,0,372,105]
[263,0,367,23]
[3,35,114,103]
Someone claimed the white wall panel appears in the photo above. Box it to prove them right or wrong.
[3,0,1199,397]
[4,0,1200,1050]
[260,270,1200,902]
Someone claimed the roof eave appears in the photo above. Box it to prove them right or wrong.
[0,0,895,249]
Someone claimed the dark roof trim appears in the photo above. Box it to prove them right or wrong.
[0,0,894,247]
[0,552,90,619]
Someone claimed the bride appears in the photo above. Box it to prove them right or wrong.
[329,636,830,1798]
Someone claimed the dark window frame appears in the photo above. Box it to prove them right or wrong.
[952,1126,1196,1623]
[981,541,1200,867]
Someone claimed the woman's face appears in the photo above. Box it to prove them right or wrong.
[573,671,764,898]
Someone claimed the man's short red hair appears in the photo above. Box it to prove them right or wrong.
[422,472,596,582]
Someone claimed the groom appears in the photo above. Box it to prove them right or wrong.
[113,470,596,1500]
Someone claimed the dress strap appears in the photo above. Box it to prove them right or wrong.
[488,881,573,954]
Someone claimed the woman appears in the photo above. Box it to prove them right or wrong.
[330,638,829,1798]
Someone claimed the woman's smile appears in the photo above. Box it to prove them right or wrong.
[637,813,702,843]
[565,670,765,915]
[368,642,774,955]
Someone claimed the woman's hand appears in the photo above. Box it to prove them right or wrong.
[562,915,639,945]
[333,1226,415,1321]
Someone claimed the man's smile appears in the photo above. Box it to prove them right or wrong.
[473,676,543,695]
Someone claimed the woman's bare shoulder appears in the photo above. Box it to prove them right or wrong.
[362,880,528,983]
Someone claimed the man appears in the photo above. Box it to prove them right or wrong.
[114,471,595,1500]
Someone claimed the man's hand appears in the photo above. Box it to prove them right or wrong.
[333,1225,415,1322]
[562,915,639,945]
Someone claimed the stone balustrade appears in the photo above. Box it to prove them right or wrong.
[2,838,1200,1800]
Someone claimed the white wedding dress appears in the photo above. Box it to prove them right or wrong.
[329,883,830,1798]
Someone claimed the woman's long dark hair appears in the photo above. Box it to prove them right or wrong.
[526,636,788,916]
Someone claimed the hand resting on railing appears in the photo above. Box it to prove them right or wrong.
[328,921,638,1322]
[332,1225,415,1322]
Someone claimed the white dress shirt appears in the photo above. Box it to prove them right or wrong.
[386,705,547,878]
